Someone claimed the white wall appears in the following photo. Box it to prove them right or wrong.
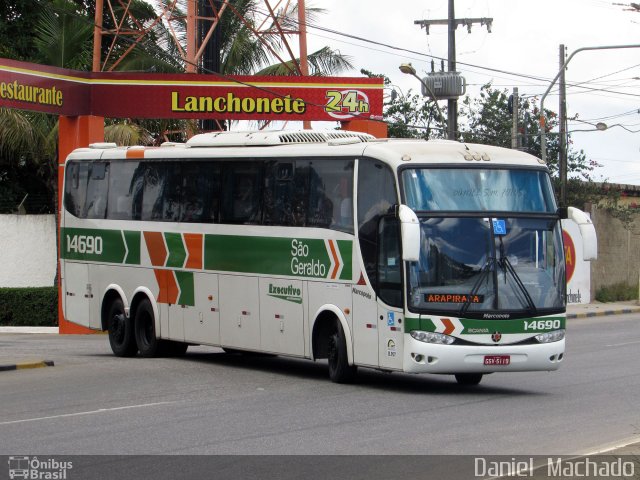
[0,215,57,287]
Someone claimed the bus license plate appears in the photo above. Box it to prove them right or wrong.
[484,355,510,366]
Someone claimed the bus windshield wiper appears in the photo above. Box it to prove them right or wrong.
[459,257,494,317]
[498,238,537,315]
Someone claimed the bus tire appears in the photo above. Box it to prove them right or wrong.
[107,298,137,357]
[455,373,483,386]
[134,298,162,358]
[327,321,357,383]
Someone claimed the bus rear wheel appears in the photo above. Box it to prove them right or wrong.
[107,298,137,357]
[455,373,483,386]
[327,321,357,384]
[134,298,162,358]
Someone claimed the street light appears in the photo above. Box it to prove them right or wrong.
[539,43,640,206]
[540,44,640,162]
[398,63,446,124]
[569,119,608,132]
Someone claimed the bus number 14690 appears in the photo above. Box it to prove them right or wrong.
[524,319,561,331]
[66,235,103,255]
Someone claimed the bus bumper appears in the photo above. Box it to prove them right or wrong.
[403,334,565,374]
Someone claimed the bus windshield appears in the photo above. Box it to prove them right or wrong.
[401,167,564,318]
[407,216,565,317]
[402,168,557,213]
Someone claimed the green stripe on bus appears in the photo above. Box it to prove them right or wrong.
[61,228,141,265]
[336,240,353,279]
[404,316,566,334]
[164,232,186,268]
[62,228,353,280]
[204,234,352,280]
[175,271,194,306]
[61,227,126,263]
[123,230,140,265]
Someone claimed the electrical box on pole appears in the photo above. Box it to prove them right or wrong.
[421,72,466,99]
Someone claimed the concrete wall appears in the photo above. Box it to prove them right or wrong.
[589,205,640,298]
[0,215,57,287]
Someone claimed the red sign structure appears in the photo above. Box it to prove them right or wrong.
[0,58,384,122]
[0,57,386,334]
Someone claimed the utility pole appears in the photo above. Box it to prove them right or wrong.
[559,44,568,207]
[415,0,492,140]
[511,87,519,149]
[447,0,457,141]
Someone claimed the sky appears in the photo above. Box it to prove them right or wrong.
[296,0,640,185]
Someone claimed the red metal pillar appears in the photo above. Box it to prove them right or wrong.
[341,119,387,139]
[186,0,196,72]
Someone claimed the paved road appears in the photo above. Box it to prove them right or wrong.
[0,314,639,456]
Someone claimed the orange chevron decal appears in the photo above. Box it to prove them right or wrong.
[441,318,455,335]
[183,233,203,270]
[328,240,340,279]
[143,231,167,267]
[154,269,179,304]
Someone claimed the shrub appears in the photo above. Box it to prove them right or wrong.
[595,282,638,303]
[0,287,58,326]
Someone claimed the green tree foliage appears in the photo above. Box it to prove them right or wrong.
[0,0,92,213]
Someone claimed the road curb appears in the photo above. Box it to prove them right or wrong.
[567,307,640,319]
[0,360,55,372]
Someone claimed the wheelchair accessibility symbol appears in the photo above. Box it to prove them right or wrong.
[492,219,507,235]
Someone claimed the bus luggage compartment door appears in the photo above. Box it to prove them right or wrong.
[259,278,304,356]
[63,262,91,328]
[219,275,260,350]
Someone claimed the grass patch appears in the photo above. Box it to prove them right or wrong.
[595,282,639,303]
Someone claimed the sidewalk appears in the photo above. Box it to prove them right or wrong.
[566,300,640,319]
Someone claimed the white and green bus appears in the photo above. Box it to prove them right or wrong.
[61,130,596,385]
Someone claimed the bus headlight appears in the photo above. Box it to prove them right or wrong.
[535,329,565,343]
[410,330,455,345]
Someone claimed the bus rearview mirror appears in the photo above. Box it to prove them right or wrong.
[398,205,420,262]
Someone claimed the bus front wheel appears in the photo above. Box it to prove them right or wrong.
[327,321,357,384]
[107,298,137,357]
[455,373,483,386]
[134,298,162,358]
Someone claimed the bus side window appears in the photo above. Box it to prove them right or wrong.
[357,159,398,291]
[181,162,218,223]
[263,161,296,226]
[378,216,403,308]
[160,162,182,222]
[64,162,87,218]
[306,159,353,232]
[84,163,109,219]
[221,162,263,225]
[141,162,182,221]
[108,161,139,220]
